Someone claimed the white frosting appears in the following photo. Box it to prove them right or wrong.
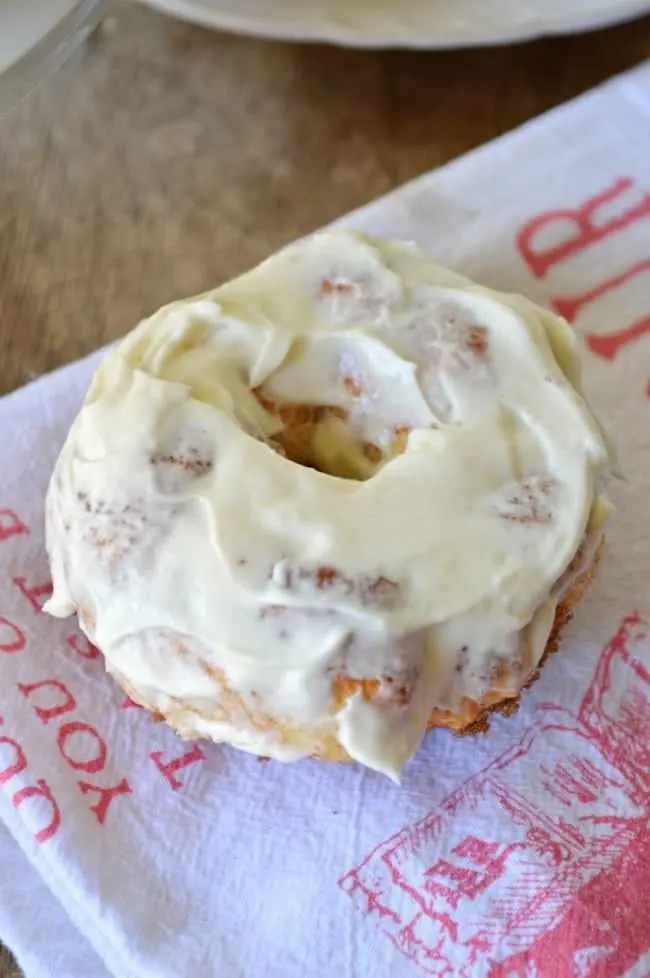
[44,231,612,779]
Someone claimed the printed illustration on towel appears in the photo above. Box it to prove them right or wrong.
[340,613,650,977]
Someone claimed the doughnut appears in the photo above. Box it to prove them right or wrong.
[44,231,614,779]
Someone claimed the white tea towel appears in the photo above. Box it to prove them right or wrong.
[1,62,650,978]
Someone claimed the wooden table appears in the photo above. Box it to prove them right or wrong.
[0,2,649,972]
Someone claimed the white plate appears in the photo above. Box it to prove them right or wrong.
[137,0,650,47]
[0,0,106,114]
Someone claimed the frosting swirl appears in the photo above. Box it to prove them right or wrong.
[45,231,613,778]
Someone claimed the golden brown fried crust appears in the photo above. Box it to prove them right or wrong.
[433,536,603,737]
[107,541,602,764]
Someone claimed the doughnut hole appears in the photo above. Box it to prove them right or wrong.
[253,389,411,481]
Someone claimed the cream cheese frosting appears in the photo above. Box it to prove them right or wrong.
[44,231,613,779]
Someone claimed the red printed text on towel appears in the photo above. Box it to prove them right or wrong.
[516,176,650,385]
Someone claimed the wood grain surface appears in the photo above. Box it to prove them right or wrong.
[0,950,19,978]
[1,2,649,973]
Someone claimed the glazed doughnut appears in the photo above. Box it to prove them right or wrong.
[44,231,613,779]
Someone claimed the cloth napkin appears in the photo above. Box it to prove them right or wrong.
[2,61,650,978]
